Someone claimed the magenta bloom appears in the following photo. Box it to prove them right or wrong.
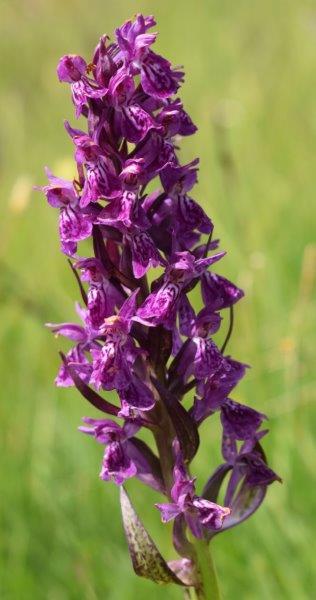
[40,13,279,592]
[156,443,230,538]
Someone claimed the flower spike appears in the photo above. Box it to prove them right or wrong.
[40,13,279,598]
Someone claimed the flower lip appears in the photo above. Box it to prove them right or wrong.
[57,54,87,83]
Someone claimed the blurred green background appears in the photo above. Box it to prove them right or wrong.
[0,0,315,598]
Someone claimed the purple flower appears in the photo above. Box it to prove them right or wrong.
[120,103,163,144]
[57,54,87,83]
[75,258,125,327]
[220,431,281,511]
[127,231,165,278]
[41,14,279,579]
[220,399,267,441]
[115,14,157,65]
[89,293,137,390]
[201,272,244,311]
[88,290,155,410]
[79,418,139,484]
[118,376,155,411]
[192,357,248,422]
[55,345,91,387]
[135,251,224,327]
[160,160,199,197]
[156,99,197,138]
[156,442,230,537]
[115,15,184,99]
[179,296,221,338]
[46,303,97,386]
[140,51,184,99]
[37,168,92,255]
[65,122,121,206]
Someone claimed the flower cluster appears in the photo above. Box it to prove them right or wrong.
[40,13,279,557]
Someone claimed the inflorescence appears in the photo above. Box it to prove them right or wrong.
[39,13,279,579]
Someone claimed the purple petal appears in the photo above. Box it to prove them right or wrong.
[160,160,199,196]
[192,357,248,423]
[59,207,92,245]
[135,282,180,326]
[100,441,137,485]
[241,453,281,487]
[201,272,244,312]
[178,295,196,337]
[90,345,131,391]
[178,195,213,234]
[192,338,224,379]
[38,167,78,208]
[55,346,91,388]
[57,54,87,83]
[129,232,164,278]
[79,417,123,444]
[141,51,184,99]
[46,322,87,342]
[194,252,226,274]
[156,502,182,523]
[119,377,155,411]
[192,498,230,531]
[118,288,140,322]
[121,104,162,143]
[108,67,135,106]
[221,399,267,441]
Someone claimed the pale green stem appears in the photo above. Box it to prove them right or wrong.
[191,539,221,600]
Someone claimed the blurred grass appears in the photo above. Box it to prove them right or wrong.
[0,0,315,598]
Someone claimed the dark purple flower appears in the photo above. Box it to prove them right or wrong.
[218,431,281,523]
[160,160,199,197]
[135,251,224,327]
[119,159,144,190]
[120,103,163,144]
[176,195,213,236]
[156,442,230,537]
[240,453,281,487]
[116,15,183,99]
[220,399,267,441]
[41,14,278,573]
[201,272,244,312]
[192,358,248,422]
[115,14,157,65]
[118,376,155,411]
[128,231,165,278]
[156,99,197,138]
[89,290,154,410]
[79,417,139,484]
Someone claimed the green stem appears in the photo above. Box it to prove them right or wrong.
[192,540,221,600]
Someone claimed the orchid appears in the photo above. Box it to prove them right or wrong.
[39,14,279,599]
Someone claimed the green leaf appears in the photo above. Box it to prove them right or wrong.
[120,487,185,586]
